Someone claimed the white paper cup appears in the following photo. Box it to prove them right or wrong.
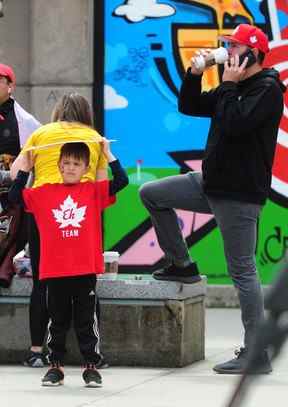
[100,251,120,280]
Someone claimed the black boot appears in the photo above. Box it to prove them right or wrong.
[152,262,201,284]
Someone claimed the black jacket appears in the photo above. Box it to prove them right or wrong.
[0,98,20,157]
[178,68,286,204]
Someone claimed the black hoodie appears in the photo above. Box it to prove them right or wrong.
[178,68,286,204]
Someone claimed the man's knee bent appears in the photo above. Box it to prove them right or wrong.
[139,181,157,206]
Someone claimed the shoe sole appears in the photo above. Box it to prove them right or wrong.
[153,274,202,284]
[84,381,102,388]
[213,367,272,375]
[41,380,64,386]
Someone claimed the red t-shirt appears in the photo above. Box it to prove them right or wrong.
[23,181,115,280]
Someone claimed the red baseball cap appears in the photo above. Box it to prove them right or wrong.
[219,24,270,54]
[0,64,16,84]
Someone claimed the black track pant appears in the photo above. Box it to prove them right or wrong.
[46,274,101,365]
[28,214,101,349]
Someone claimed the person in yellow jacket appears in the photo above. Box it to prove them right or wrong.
[10,93,108,368]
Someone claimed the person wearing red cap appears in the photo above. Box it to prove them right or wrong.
[0,64,16,184]
[0,63,40,281]
[0,63,40,161]
[0,63,16,87]
[0,64,20,160]
[0,63,41,365]
[140,24,286,374]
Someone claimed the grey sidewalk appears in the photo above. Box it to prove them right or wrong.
[1,309,287,407]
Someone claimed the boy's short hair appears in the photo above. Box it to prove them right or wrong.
[59,142,90,166]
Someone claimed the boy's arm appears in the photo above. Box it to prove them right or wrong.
[99,138,129,195]
[109,159,129,195]
[8,170,29,207]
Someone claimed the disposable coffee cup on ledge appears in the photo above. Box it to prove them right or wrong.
[101,251,120,280]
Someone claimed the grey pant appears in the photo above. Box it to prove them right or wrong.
[139,171,264,347]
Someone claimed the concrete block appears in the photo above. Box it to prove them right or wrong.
[0,303,30,364]
[0,0,30,84]
[0,276,206,367]
[0,298,205,368]
[30,86,92,124]
[30,0,94,84]
[97,299,205,367]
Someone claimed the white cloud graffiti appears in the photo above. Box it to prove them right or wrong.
[114,0,175,23]
[104,85,128,110]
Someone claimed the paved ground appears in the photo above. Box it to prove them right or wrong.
[1,309,287,407]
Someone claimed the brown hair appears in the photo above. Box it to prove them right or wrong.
[51,93,93,126]
[59,142,90,166]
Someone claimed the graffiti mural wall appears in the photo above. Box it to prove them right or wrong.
[100,0,288,283]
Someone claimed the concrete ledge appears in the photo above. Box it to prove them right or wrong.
[0,275,206,367]
[206,285,240,308]
[0,277,269,308]
[206,284,270,308]
[0,274,206,300]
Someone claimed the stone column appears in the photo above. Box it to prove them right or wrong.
[0,0,31,109]
[30,0,94,123]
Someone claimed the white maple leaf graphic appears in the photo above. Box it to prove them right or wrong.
[52,195,87,229]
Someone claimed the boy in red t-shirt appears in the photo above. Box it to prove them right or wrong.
[9,140,128,387]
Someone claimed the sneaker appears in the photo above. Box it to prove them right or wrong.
[82,363,102,388]
[23,351,49,368]
[41,364,64,386]
[152,262,201,284]
[213,347,272,375]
